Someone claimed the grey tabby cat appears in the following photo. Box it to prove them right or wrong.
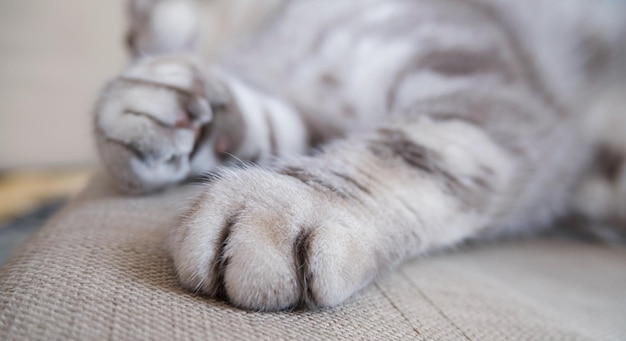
[94,0,626,311]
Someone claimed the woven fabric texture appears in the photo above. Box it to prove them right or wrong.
[1,176,626,340]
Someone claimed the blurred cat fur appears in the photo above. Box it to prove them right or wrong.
[94,0,626,310]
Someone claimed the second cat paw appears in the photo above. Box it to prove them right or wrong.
[94,56,215,193]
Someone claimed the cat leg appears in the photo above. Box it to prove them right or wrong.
[169,89,576,310]
[126,0,286,58]
[126,0,201,57]
[95,0,208,193]
[94,55,213,193]
[98,0,308,192]
[95,59,309,193]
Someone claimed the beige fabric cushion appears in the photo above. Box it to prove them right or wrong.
[1,175,626,340]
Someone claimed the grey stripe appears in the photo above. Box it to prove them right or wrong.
[368,128,489,211]
[293,229,317,309]
[368,128,443,175]
[419,91,537,157]
[210,216,236,301]
[595,145,625,182]
[331,171,372,196]
[119,76,196,98]
[279,166,350,200]
[94,124,146,161]
[387,47,513,111]
[124,110,175,129]
[100,135,145,162]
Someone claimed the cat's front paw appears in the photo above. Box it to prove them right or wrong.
[169,169,377,311]
[94,56,216,193]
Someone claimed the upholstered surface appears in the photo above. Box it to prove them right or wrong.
[1,176,625,340]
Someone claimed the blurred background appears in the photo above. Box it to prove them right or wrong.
[0,1,128,262]
[0,0,126,169]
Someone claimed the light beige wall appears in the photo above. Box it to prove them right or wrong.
[0,0,127,169]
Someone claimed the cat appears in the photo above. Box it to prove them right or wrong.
[94,0,626,311]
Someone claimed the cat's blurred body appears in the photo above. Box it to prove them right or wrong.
[94,0,626,310]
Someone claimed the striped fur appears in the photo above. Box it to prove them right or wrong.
[94,0,626,310]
